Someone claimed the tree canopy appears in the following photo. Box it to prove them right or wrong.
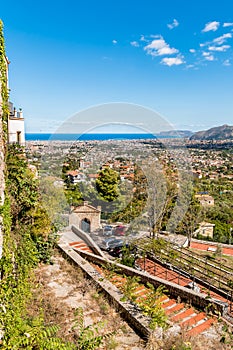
[96,167,120,202]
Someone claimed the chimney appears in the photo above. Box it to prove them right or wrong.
[18,108,23,119]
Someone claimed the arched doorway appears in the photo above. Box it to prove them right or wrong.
[81,218,91,233]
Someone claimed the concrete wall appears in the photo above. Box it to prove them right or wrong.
[71,224,106,258]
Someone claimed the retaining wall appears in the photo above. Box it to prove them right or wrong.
[71,224,105,258]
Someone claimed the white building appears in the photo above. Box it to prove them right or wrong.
[4,56,25,145]
[8,103,25,145]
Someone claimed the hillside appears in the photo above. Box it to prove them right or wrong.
[190,124,233,140]
[159,130,193,138]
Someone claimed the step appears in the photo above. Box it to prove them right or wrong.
[171,308,195,322]
[134,288,149,296]
[80,247,92,252]
[73,243,88,248]
[135,295,148,303]
[114,281,124,287]
[161,299,176,309]
[69,241,81,246]
[187,318,216,336]
[157,295,169,303]
[72,243,88,249]
[165,303,184,316]
[181,312,206,328]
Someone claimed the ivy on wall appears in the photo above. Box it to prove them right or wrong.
[0,20,9,140]
[0,22,74,349]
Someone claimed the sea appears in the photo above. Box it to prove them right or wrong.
[25,133,178,141]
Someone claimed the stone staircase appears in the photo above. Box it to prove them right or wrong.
[92,264,217,336]
[69,241,93,254]
[68,241,219,336]
[137,258,230,305]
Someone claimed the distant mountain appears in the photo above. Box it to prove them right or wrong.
[159,130,193,138]
[190,124,233,140]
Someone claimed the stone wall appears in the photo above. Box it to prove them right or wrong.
[69,202,101,232]
[71,224,106,258]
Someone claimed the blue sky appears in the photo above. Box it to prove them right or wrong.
[1,0,233,132]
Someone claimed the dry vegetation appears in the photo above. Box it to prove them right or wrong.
[27,249,144,349]
[27,249,233,350]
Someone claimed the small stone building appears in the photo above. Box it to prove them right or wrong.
[194,222,215,239]
[195,194,214,207]
[69,201,101,233]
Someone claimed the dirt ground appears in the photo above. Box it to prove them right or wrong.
[29,250,233,350]
[31,250,145,349]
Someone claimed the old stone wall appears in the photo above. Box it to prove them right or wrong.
[69,202,101,232]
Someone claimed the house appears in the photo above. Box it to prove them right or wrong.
[195,194,214,207]
[194,222,215,239]
[66,170,85,184]
[69,201,101,233]
[88,174,99,182]
[5,54,25,145]
[8,103,25,145]
[192,170,202,179]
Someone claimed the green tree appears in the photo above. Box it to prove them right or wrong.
[177,195,201,247]
[96,167,120,202]
[65,184,83,206]
[6,144,39,222]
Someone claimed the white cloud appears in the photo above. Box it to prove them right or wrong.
[161,57,184,66]
[130,41,139,47]
[223,59,231,66]
[205,55,215,61]
[213,33,232,44]
[144,36,179,56]
[208,45,230,51]
[112,40,117,44]
[140,35,146,41]
[189,49,196,53]
[202,52,215,61]
[167,19,179,30]
[200,33,232,48]
[202,21,220,32]
[223,22,233,27]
